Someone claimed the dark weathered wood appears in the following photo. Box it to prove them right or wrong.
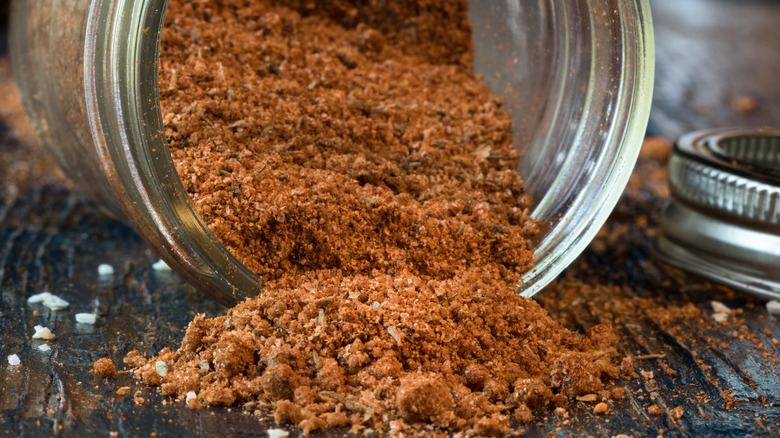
[2,0,780,436]
[649,0,780,139]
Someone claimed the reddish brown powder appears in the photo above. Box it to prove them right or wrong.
[126,0,631,436]
[131,268,628,435]
[93,358,117,377]
[160,0,537,281]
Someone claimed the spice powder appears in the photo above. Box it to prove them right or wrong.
[128,0,630,436]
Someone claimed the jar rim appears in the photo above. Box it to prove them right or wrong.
[85,0,261,306]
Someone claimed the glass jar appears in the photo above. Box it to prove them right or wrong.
[10,0,654,306]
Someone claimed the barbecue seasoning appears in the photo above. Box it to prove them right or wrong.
[162,0,537,280]
[127,0,629,435]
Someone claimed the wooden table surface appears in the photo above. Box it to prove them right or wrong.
[2,0,779,436]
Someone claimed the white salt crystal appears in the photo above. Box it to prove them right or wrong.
[387,326,403,345]
[712,312,729,323]
[766,300,780,315]
[711,301,732,323]
[38,344,51,352]
[27,292,53,304]
[32,325,55,340]
[711,301,731,314]
[42,294,70,311]
[28,292,70,310]
[75,313,97,324]
[185,391,198,409]
[155,360,169,377]
[7,354,20,366]
[97,264,115,276]
[184,391,198,406]
[267,429,289,438]
[152,259,172,271]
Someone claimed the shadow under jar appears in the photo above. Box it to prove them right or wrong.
[10,0,654,306]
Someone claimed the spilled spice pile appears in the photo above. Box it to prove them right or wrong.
[125,0,631,435]
[128,267,632,435]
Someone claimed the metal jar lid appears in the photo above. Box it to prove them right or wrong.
[654,128,780,300]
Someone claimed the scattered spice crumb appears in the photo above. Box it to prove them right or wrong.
[647,405,663,416]
[671,406,684,420]
[731,95,757,114]
[594,402,608,414]
[93,358,117,377]
[117,386,132,396]
[533,137,780,431]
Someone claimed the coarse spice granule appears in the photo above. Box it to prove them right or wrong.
[93,357,117,377]
[125,0,631,436]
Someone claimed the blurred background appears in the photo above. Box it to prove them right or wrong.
[1,0,778,171]
[649,0,780,137]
